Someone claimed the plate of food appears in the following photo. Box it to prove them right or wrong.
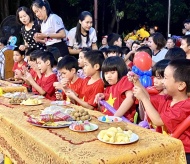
[27,111,74,128]
[21,98,42,106]
[41,106,75,115]
[97,127,139,144]
[70,108,91,121]
[69,121,98,132]
[98,116,122,123]
[29,95,45,99]
[29,121,72,128]
[51,101,70,106]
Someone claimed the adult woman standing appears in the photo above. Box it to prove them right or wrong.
[31,0,69,58]
[67,11,98,57]
[16,6,46,51]
[148,32,168,64]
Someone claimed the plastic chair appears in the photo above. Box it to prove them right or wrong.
[171,115,190,138]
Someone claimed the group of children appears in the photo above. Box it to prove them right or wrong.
[10,37,190,162]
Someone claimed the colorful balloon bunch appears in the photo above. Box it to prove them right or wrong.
[132,52,152,88]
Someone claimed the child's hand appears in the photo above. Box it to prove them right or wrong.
[94,93,105,104]
[65,90,77,100]
[55,91,63,100]
[60,78,69,88]
[14,69,23,79]
[19,45,26,51]
[127,71,139,84]
[53,82,63,90]
[133,86,148,101]
[25,72,33,82]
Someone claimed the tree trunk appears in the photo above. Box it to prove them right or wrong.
[107,2,117,34]
[116,21,119,33]
[101,0,105,34]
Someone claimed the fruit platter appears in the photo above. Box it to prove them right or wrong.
[69,121,98,132]
[97,127,139,144]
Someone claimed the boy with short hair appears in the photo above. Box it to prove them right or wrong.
[26,51,57,100]
[66,50,105,110]
[130,59,190,162]
[53,55,83,103]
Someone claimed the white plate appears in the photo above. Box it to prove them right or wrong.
[97,132,139,144]
[69,123,98,132]
[22,102,43,106]
[29,121,72,128]
[30,95,45,99]
[51,101,70,106]
[98,116,122,123]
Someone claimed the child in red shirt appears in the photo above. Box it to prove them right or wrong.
[54,55,83,103]
[25,51,57,100]
[130,59,190,162]
[65,50,105,110]
[10,47,27,84]
[94,56,136,122]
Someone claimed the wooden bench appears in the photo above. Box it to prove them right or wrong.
[4,50,14,79]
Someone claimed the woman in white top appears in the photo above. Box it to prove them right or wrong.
[67,11,98,57]
[148,32,168,65]
[31,0,69,59]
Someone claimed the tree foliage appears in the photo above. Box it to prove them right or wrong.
[0,0,190,38]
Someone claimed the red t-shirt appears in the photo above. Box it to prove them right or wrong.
[150,94,190,152]
[37,73,58,100]
[62,78,84,101]
[102,76,136,122]
[29,68,40,95]
[12,61,27,72]
[81,77,104,109]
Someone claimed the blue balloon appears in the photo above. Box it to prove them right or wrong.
[132,66,152,88]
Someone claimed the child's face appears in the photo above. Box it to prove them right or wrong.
[29,60,37,69]
[78,52,85,67]
[114,37,122,47]
[102,38,107,45]
[180,39,190,53]
[104,71,118,85]
[25,56,30,62]
[153,73,164,91]
[59,68,75,81]
[36,58,47,74]
[163,65,178,95]
[83,58,96,77]
[13,51,24,62]
[132,43,140,52]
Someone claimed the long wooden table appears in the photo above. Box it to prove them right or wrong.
[0,97,187,164]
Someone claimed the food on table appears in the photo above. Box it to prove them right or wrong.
[70,108,91,121]
[98,127,133,143]
[71,121,93,131]
[21,98,42,105]
[41,106,74,115]
[9,93,27,104]
[99,115,122,123]
[69,121,98,132]
[27,111,73,126]
[42,121,72,127]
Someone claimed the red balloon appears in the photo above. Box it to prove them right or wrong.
[133,52,152,71]
[146,86,160,95]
